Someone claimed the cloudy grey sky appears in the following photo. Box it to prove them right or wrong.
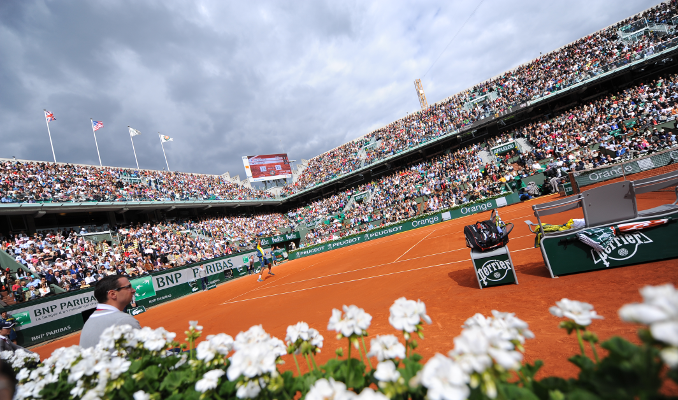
[0,0,660,178]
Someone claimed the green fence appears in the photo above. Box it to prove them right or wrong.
[258,231,300,247]
[289,193,520,260]
[5,249,269,347]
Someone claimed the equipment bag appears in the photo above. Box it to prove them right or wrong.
[464,210,514,252]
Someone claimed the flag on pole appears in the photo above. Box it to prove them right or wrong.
[129,127,141,137]
[92,120,104,131]
[159,134,173,143]
[44,110,56,122]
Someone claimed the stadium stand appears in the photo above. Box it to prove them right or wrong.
[2,2,678,305]
[282,1,678,195]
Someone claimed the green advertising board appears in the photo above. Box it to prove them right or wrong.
[289,194,519,260]
[490,141,518,156]
[258,232,300,247]
[5,248,265,347]
[558,182,573,196]
[471,248,518,289]
[573,148,678,188]
[540,211,678,277]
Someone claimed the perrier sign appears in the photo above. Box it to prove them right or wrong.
[471,249,518,289]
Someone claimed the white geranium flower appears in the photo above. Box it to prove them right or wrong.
[549,298,603,326]
[368,335,406,361]
[374,360,400,382]
[16,368,29,381]
[306,378,356,400]
[189,320,204,331]
[197,333,235,362]
[236,379,263,399]
[286,322,311,344]
[328,305,372,337]
[133,390,151,400]
[356,387,389,399]
[449,328,493,374]
[421,354,469,400]
[651,321,678,347]
[234,325,271,350]
[134,327,176,352]
[489,311,535,343]
[227,342,277,380]
[620,284,678,351]
[661,347,678,369]
[389,297,431,332]
[195,369,225,393]
[309,328,324,350]
[98,324,138,350]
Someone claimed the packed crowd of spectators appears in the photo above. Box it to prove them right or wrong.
[282,1,678,194]
[0,163,273,203]
[514,73,678,178]
[0,221,239,302]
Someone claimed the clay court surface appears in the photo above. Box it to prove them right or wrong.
[32,192,678,380]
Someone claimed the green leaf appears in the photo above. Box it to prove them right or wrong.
[497,382,540,400]
[600,337,638,359]
[144,365,161,381]
[564,388,603,400]
[569,355,595,372]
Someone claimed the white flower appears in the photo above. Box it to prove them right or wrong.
[286,322,311,344]
[450,325,523,373]
[661,347,678,369]
[197,333,235,362]
[374,360,400,382]
[619,284,678,347]
[133,390,151,400]
[16,368,29,381]
[368,335,406,361]
[421,354,469,400]
[309,328,324,350]
[134,327,176,352]
[234,325,271,350]
[389,297,431,333]
[189,320,204,331]
[306,378,356,400]
[488,311,535,344]
[327,305,372,337]
[195,369,225,393]
[549,298,603,326]
[355,387,389,400]
[98,324,138,350]
[227,342,278,380]
[236,379,263,399]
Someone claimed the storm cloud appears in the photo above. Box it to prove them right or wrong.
[0,0,659,179]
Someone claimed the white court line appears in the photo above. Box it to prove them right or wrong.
[221,259,471,305]
[250,243,537,291]
[394,228,437,262]
[222,262,318,303]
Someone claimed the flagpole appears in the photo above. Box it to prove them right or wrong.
[91,118,102,167]
[160,133,170,171]
[44,109,57,163]
[129,126,140,170]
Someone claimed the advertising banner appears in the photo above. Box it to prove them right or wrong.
[289,195,518,260]
[490,141,518,156]
[574,148,678,188]
[258,232,300,247]
[242,154,292,182]
[7,249,262,347]
[541,211,678,276]
[471,250,517,289]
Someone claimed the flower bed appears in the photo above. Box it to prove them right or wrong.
[3,283,678,399]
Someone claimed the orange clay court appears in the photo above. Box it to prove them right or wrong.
[31,191,678,380]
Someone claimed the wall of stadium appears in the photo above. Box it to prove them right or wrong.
[289,193,520,260]
[8,250,263,347]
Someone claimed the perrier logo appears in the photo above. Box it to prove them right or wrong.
[476,259,512,286]
[131,277,156,301]
[591,232,653,267]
